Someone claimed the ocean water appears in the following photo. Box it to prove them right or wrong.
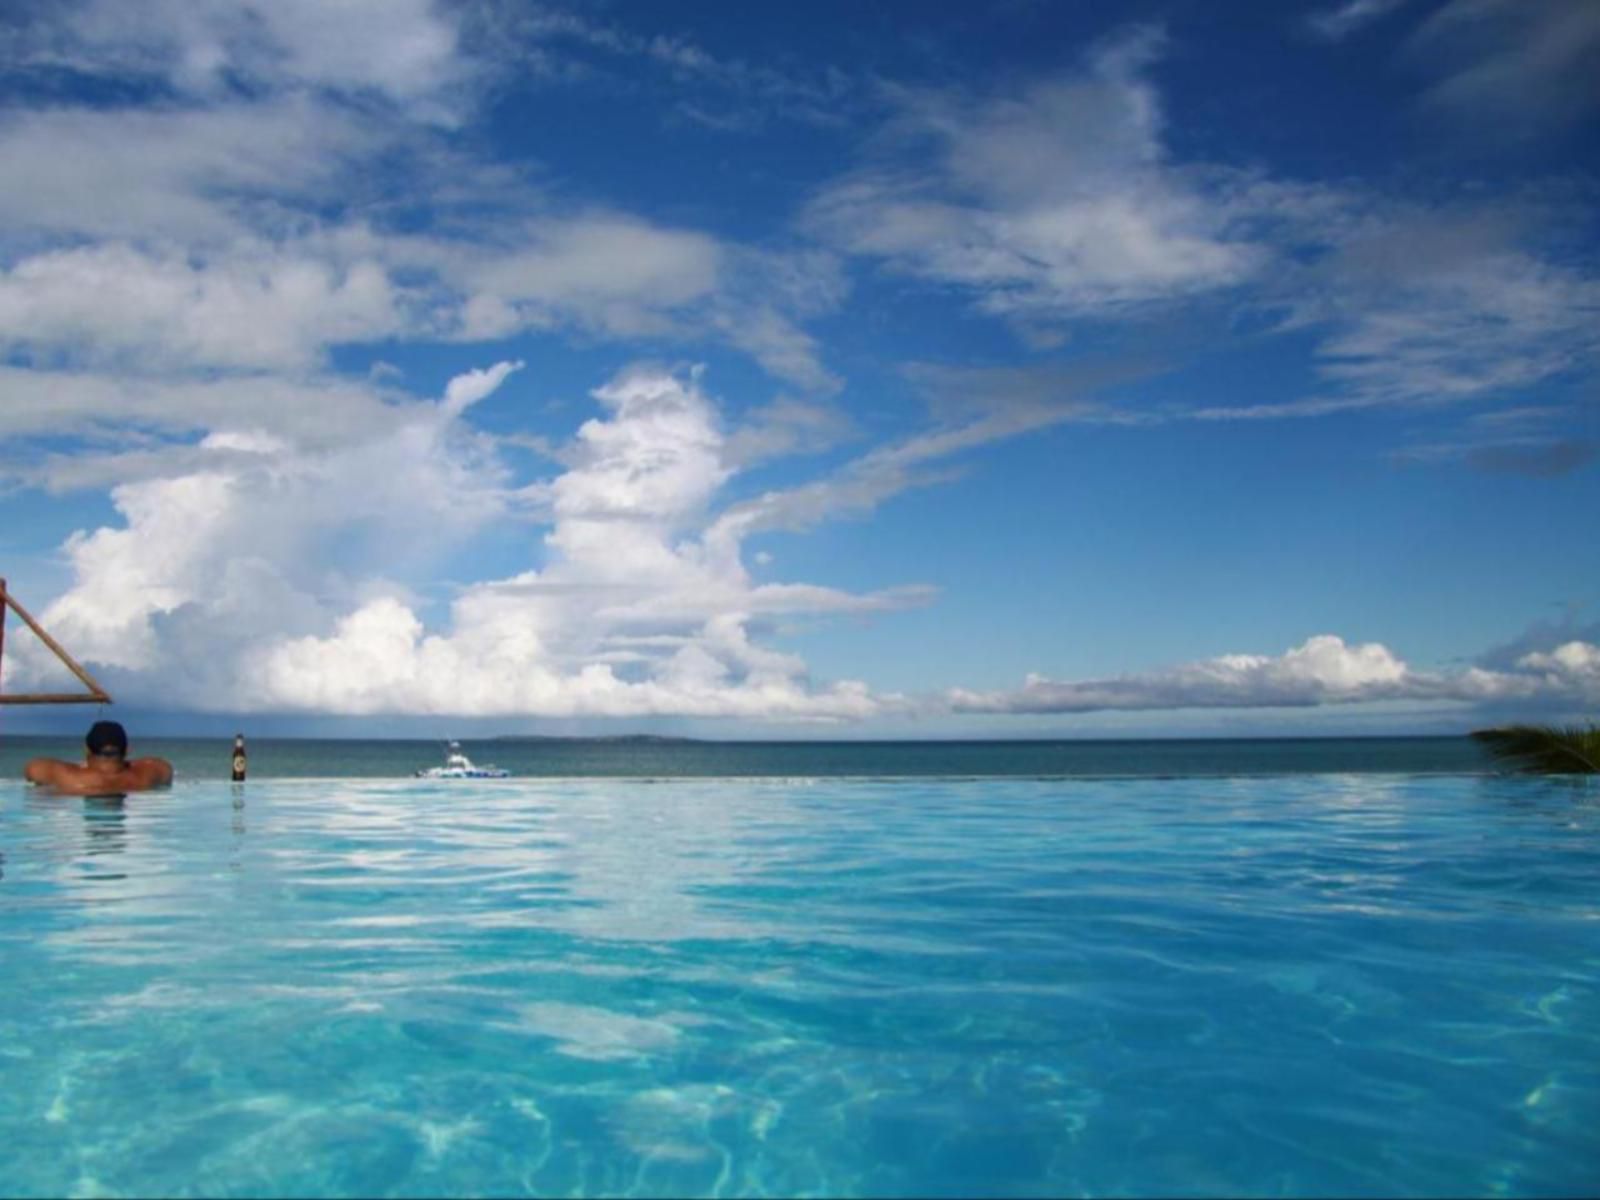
[0,734,1491,782]
[1,771,1597,1197]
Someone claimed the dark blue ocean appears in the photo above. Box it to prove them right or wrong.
[0,733,1492,782]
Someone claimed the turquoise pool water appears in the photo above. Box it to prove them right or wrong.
[1,775,1596,1197]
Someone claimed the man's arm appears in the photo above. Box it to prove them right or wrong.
[130,758,175,788]
[24,758,67,786]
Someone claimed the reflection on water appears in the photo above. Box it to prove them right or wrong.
[1483,774,1600,832]
[231,783,247,870]
[81,796,128,880]
[83,795,128,832]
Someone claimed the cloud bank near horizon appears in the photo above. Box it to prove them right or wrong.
[9,356,1596,722]
[949,634,1600,716]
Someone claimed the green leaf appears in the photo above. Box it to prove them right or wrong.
[1471,724,1600,774]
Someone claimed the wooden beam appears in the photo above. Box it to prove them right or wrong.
[0,578,112,705]
[0,694,117,705]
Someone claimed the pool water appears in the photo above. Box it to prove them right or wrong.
[1,775,1596,1197]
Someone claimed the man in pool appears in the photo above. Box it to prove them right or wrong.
[23,720,173,794]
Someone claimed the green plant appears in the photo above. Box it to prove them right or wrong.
[1471,724,1600,775]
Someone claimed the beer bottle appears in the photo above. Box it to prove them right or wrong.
[231,733,248,782]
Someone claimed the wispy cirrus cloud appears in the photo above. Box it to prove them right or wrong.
[1307,0,1415,42]
[467,2,859,130]
[1191,198,1600,423]
[806,28,1260,331]
[1409,0,1600,139]
[1311,216,1600,408]
[1387,404,1599,478]
[1306,0,1600,137]
[804,25,1597,430]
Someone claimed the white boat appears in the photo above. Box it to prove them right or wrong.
[415,741,510,779]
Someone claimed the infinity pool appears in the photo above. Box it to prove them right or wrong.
[1,776,1596,1197]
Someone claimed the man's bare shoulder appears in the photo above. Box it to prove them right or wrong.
[127,758,175,788]
[24,756,173,794]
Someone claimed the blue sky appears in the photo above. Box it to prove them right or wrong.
[0,0,1596,738]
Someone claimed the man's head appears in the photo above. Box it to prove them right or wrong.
[85,720,129,764]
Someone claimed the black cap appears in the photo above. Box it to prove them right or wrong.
[86,720,129,758]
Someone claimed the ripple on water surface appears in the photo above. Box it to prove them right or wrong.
[1,775,1598,1197]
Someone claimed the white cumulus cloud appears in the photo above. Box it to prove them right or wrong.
[6,363,522,702]
[247,367,915,718]
[12,364,929,720]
